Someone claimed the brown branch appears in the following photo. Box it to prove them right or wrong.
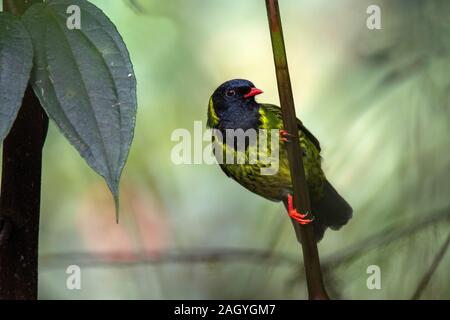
[288,207,450,285]
[38,208,450,273]
[40,248,299,270]
[0,88,48,300]
[265,0,328,299]
[124,0,148,14]
[322,207,450,270]
[411,230,450,300]
[0,1,48,300]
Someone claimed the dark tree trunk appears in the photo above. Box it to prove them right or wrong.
[0,0,47,301]
[0,84,48,299]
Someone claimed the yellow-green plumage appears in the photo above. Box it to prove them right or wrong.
[207,79,352,241]
[210,103,325,203]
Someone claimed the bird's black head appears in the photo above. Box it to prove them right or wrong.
[208,79,263,130]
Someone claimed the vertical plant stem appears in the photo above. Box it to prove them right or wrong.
[0,0,47,300]
[265,0,329,299]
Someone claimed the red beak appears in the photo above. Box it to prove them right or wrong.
[244,87,263,99]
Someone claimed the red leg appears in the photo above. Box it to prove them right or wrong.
[287,194,313,225]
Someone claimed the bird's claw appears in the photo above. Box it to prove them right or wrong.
[287,194,314,225]
[289,209,314,224]
[280,130,294,142]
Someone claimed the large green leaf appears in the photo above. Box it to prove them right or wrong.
[0,12,33,142]
[22,0,137,220]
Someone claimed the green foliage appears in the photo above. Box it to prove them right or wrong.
[0,0,137,219]
[0,12,33,141]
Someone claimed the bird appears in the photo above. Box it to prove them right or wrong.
[207,79,352,242]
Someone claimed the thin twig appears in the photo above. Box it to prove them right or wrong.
[411,231,450,300]
[322,207,450,270]
[288,208,450,286]
[124,0,148,14]
[39,208,450,272]
[265,0,328,299]
[40,248,299,270]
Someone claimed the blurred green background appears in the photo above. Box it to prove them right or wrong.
[32,0,450,299]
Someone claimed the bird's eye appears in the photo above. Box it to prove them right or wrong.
[226,89,236,97]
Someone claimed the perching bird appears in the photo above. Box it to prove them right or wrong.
[207,79,352,242]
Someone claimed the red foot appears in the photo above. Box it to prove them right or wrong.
[287,194,313,225]
[280,130,293,142]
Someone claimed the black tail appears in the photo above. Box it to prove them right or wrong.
[283,180,352,242]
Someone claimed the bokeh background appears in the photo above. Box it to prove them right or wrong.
[26,0,450,299]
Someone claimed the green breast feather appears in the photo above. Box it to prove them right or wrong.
[209,103,325,202]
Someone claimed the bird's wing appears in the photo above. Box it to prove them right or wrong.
[260,104,321,152]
